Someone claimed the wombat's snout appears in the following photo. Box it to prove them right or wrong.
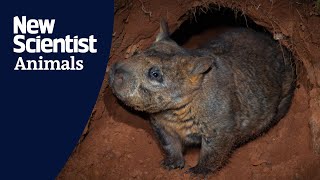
[113,63,129,86]
[110,62,130,89]
[109,62,138,101]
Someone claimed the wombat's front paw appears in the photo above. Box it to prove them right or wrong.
[161,157,185,170]
[186,165,211,175]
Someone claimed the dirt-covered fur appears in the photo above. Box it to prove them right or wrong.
[108,20,296,175]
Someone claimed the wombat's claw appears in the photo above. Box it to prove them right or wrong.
[186,166,211,176]
[161,158,185,170]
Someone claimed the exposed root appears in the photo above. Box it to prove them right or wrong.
[187,2,211,23]
[138,0,152,18]
[241,12,249,28]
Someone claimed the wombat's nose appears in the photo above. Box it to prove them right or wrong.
[112,62,129,87]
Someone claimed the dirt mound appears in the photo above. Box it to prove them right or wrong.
[58,0,320,179]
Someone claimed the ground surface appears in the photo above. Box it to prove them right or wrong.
[58,0,320,179]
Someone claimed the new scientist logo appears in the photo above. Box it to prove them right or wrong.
[13,16,97,71]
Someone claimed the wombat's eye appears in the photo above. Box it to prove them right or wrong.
[148,67,163,82]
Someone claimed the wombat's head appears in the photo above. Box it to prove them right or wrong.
[109,20,213,113]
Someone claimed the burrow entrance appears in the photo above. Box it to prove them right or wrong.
[171,5,268,48]
[58,1,320,179]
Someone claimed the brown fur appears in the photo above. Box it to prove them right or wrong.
[108,20,296,175]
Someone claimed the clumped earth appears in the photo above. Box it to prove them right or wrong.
[58,0,320,179]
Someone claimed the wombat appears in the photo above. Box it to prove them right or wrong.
[109,20,295,175]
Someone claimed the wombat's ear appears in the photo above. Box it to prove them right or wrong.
[155,18,170,42]
[189,57,212,75]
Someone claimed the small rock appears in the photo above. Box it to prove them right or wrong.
[251,159,268,166]
[126,154,133,159]
[147,139,153,144]
[113,150,122,158]
[273,33,284,40]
